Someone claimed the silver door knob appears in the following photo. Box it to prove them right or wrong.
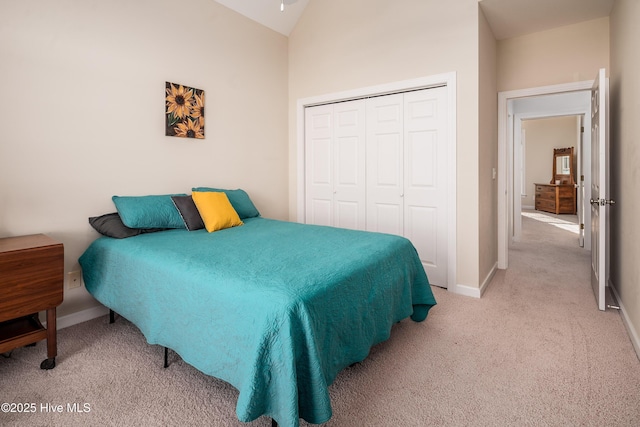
[590,198,616,206]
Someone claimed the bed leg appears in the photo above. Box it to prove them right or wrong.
[164,347,169,368]
[271,419,278,427]
[109,309,115,324]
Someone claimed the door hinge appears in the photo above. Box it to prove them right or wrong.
[581,126,584,133]
[580,223,585,230]
[581,175,585,181]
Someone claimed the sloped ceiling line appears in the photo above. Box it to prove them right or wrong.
[214,0,613,40]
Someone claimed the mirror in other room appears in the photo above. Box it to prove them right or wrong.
[551,147,575,185]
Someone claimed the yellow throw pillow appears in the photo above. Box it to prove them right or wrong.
[191,191,243,233]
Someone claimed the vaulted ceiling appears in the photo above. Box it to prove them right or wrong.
[214,0,310,36]
[213,0,613,39]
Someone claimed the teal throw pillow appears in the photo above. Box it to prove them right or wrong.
[112,194,187,229]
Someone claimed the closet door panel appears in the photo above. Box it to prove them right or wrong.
[404,87,448,286]
[309,199,332,226]
[406,130,437,187]
[334,100,366,230]
[305,105,334,226]
[404,129,438,265]
[375,134,402,185]
[405,205,437,265]
[334,135,360,230]
[366,94,404,234]
[369,204,401,235]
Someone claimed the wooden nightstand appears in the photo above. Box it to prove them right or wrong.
[0,234,63,369]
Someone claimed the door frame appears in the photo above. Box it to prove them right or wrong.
[296,72,457,290]
[498,80,594,268]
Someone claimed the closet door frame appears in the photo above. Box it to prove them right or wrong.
[296,72,457,291]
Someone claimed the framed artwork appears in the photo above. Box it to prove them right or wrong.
[165,82,205,139]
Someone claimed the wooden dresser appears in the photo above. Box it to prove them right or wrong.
[534,183,576,215]
[0,234,63,369]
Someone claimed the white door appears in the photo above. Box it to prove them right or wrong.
[578,116,585,248]
[366,93,405,236]
[305,101,366,230]
[333,101,366,230]
[403,87,448,286]
[512,123,524,242]
[590,68,610,311]
[366,88,448,287]
[305,104,334,226]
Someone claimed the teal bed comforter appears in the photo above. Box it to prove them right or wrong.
[79,217,436,427]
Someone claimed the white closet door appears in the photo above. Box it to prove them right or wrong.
[306,87,449,287]
[403,87,448,286]
[366,93,404,236]
[305,104,334,226]
[305,101,365,229]
[333,100,366,230]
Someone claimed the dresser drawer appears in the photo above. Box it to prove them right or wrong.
[535,190,555,201]
[535,184,553,193]
[535,198,556,212]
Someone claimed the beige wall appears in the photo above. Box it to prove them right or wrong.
[289,0,482,288]
[610,0,640,352]
[498,17,610,92]
[0,0,289,318]
[522,117,579,208]
[478,6,498,288]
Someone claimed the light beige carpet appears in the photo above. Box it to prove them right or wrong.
[1,211,639,426]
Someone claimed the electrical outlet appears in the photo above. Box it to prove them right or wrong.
[67,271,82,289]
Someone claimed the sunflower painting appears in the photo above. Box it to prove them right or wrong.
[165,82,205,139]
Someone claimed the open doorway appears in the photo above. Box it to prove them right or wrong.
[498,82,593,269]
[520,115,584,245]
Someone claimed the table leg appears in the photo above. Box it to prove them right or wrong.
[40,308,57,369]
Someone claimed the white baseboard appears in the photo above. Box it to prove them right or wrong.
[610,283,640,360]
[480,262,498,297]
[450,262,498,299]
[43,305,109,331]
[452,283,481,298]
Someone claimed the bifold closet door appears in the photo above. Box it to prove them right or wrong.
[304,87,448,286]
[367,87,448,286]
[304,100,366,230]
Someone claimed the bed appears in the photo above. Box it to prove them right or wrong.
[79,212,436,427]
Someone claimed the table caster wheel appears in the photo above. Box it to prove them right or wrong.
[40,357,56,370]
